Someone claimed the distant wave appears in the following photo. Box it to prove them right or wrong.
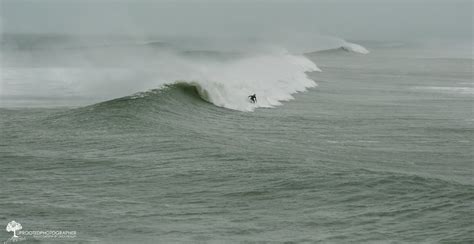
[310,41,370,55]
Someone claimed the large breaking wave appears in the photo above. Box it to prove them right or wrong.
[157,52,319,111]
[0,35,368,111]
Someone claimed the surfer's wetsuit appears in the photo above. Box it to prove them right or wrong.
[249,94,257,103]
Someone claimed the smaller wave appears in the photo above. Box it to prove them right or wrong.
[309,41,370,55]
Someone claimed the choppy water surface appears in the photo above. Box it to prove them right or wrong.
[1,42,473,243]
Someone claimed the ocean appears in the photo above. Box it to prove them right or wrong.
[0,34,473,243]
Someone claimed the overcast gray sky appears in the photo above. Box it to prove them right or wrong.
[1,0,472,41]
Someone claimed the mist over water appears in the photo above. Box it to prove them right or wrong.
[1,32,373,110]
[1,0,471,109]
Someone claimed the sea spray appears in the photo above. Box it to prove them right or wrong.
[1,34,370,110]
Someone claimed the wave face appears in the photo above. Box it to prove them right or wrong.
[0,34,368,111]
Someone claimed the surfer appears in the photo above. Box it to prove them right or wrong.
[248,94,257,103]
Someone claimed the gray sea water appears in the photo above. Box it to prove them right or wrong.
[1,37,473,243]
